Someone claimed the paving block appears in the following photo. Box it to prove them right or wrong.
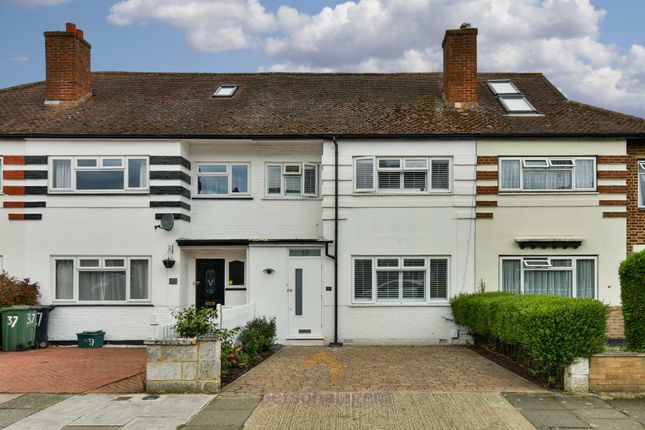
[207,396,262,411]
[186,408,253,427]
[581,418,644,430]
[0,394,69,410]
[572,407,629,420]
[519,408,590,429]
[559,395,614,410]
[503,394,567,410]
[0,408,39,428]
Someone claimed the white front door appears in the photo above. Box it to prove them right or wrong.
[287,255,322,338]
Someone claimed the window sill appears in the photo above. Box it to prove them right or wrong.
[353,192,452,196]
[51,303,154,307]
[498,191,599,196]
[47,192,150,196]
[261,197,322,201]
[192,196,253,200]
[350,301,450,307]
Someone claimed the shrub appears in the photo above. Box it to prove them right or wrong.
[172,306,218,338]
[0,272,39,307]
[451,292,608,386]
[238,316,277,364]
[619,251,645,351]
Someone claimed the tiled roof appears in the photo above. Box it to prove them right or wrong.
[0,72,643,137]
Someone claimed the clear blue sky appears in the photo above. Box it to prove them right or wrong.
[0,0,643,116]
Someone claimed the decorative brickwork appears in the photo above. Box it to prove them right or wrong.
[476,200,497,207]
[2,170,24,180]
[476,186,498,195]
[442,26,478,108]
[598,156,630,164]
[44,23,91,104]
[2,156,25,165]
[598,185,627,194]
[602,212,627,218]
[597,170,627,179]
[476,212,493,219]
[589,353,645,392]
[476,171,498,180]
[476,156,498,165]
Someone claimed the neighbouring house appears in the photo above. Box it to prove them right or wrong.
[0,23,643,344]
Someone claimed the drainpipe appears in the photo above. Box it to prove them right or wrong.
[328,136,343,347]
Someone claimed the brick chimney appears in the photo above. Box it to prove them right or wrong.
[44,23,91,106]
[442,23,478,108]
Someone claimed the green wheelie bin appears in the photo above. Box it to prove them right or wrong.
[1,305,38,351]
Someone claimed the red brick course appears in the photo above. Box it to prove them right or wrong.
[476,212,494,219]
[598,170,628,179]
[598,156,630,164]
[2,170,24,180]
[476,170,498,180]
[0,347,145,393]
[477,156,498,165]
[2,186,25,195]
[477,186,498,195]
[476,200,498,207]
[2,156,25,165]
[603,212,627,218]
[598,185,627,194]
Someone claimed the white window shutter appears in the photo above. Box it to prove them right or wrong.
[303,163,318,196]
[355,157,375,192]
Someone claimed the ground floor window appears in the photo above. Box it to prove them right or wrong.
[500,256,596,298]
[353,256,449,304]
[53,256,150,302]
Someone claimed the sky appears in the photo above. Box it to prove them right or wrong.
[0,0,644,118]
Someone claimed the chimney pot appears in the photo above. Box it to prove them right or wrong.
[460,23,471,29]
[76,29,84,39]
[65,22,76,33]
[442,24,478,108]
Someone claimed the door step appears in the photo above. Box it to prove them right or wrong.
[284,338,325,346]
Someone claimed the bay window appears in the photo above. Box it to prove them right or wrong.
[499,157,595,191]
[353,256,449,303]
[500,256,596,298]
[53,256,150,303]
[197,162,249,196]
[265,162,318,197]
[354,157,451,193]
[49,156,148,193]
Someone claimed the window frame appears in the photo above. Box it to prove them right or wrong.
[638,161,645,208]
[352,256,450,305]
[498,156,596,192]
[486,79,538,115]
[264,162,319,198]
[195,161,251,197]
[354,156,452,194]
[498,256,597,298]
[52,256,152,304]
[48,156,149,194]
[0,156,3,194]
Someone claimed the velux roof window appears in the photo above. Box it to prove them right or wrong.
[213,85,238,98]
[487,79,537,114]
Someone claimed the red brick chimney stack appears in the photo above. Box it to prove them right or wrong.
[44,22,92,106]
[442,23,478,109]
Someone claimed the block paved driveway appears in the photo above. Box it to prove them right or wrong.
[222,345,543,395]
[0,347,146,394]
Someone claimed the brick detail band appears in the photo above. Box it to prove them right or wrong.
[598,185,627,194]
[476,200,498,207]
[3,170,24,180]
[3,186,25,195]
[603,212,627,218]
[598,170,628,179]
[597,155,629,164]
[477,156,497,165]
[3,156,25,165]
[599,200,628,206]
[3,202,47,208]
[476,212,493,219]
[477,186,498,195]
[8,214,42,221]
[476,171,498,180]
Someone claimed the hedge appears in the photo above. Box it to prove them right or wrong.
[619,251,645,351]
[0,272,39,308]
[451,292,608,385]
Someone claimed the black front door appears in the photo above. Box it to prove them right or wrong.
[196,259,225,308]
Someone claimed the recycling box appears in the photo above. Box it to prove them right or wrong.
[1,305,37,351]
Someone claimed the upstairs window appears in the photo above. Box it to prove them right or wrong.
[265,162,318,197]
[354,157,451,193]
[638,161,645,207]
[197,162,249,196]
[49,156,148,193]
[487,79,537,114]
[499,157,595,192]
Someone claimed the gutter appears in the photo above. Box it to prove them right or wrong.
[328,136,342,348]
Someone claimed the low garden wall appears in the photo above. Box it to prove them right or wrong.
[589,352,645,393]
[144,337,221,394]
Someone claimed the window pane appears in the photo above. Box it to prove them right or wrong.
[500,160,520,189]
[304,165,317,195]
[199,164,226,173]
[377,271,399,299]
[284,175,301,194]
[52,159,72,189]
[354,259,372,300]
[379,159,400,169]
[551,259,572,267]
[284,165,301,174]
[55,260,74,300]
[489,81,519,94]
[430,259,448,299]
[524,270,571,297]
[128,159,147,188]
[295,268,303,316]
[79,271,126,301]
[76,171,124,190]
[267,165,282,194]
[404,258,425,267]
[640,173,645,206]
[130,260,149,300]
[105,258,125,267]
[198,176,228,194]
[79,259,99,267]
[77,159,97,167]
[403,171,426,190]
[355,159,374,190]
[402,271,425,300]
[404,159,427,169]
[229,260,245,285]
[431,160,450,190]
[289,249,321,257]
[523,169,572,190]
[378,171,400,189]
[377,258,398,267]
[102,158,123,167]
[576,259,595,298]
[502,260,521,293]
[231,165,248,193]
[500,96,535,112]
[575,159,594,189]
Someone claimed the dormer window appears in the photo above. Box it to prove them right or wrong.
[213,85,238,98]
[487,79,537,114]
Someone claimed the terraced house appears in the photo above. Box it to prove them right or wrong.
[0,23,643,344]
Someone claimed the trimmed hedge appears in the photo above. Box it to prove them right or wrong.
[0,272,39,307]
[619,251,645,351]
[451,292,608,385]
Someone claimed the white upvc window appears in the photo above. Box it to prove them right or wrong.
[499,157,596,192]
[638,161,645,207]
[353,157,451,193]
[53,256,151,303]
[0,156,3,193]
[265,162,319,197]
[352,256,449,304]
[499,256,596,299]
[49,156,149,193]
[196,162,250,196]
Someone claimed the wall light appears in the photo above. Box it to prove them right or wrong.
[263,268,275,274]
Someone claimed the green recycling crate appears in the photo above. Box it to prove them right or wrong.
[76,330,105,348]
[1,305,37,351]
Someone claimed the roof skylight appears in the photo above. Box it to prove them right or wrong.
[213,85,238,98]
[487,79,538,114]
